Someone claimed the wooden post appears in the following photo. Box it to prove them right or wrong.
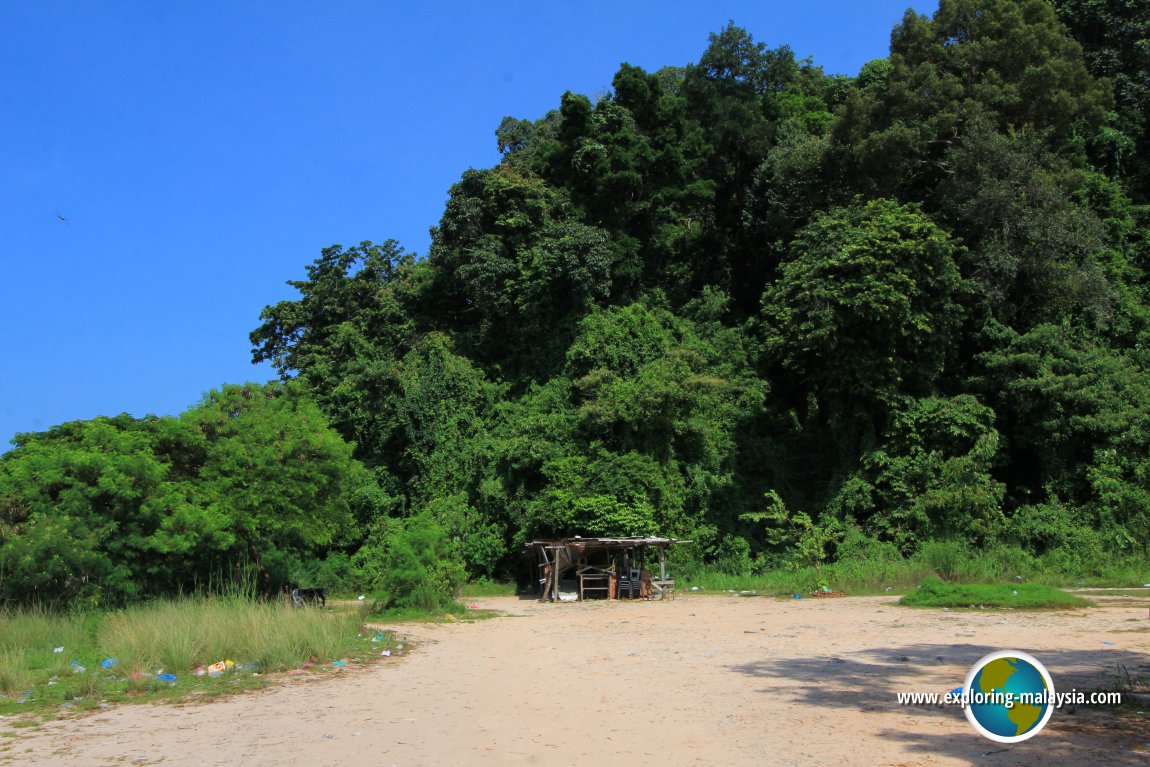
[540,546,555,601]
[551,547,559,601]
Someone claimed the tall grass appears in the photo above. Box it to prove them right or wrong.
[97,596,362,674]
[0,607,95,694]
[0,596,394,718]
[0,649,34,695]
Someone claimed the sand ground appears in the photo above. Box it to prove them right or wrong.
[2,593,1148,767]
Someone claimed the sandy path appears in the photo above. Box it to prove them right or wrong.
[2,594,1148,766]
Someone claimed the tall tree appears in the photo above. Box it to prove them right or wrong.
[182,382,362,589]
[835,0,1111,198]
[1052,0,1150,200]
[763,198,965,436]
[250,240,421,465]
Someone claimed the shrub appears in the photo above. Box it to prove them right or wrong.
[900,577,1089,608]
[374,515,465,611]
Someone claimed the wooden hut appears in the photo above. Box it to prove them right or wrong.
[525,537,689,602]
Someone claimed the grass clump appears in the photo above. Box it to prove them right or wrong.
[899,577,1091,608]
[96,595,365,674]
[0,596,398,721]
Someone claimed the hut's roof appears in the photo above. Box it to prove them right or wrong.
[525,536,690,551]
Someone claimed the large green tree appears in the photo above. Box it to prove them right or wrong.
[1053,0,1150,201]
[0,384,365,606]
[835,0,1111,198]
[763,199,964,425]
[250,240,422,465]
[181,382,363,586]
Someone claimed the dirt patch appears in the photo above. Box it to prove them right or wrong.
[1,594,1148,766]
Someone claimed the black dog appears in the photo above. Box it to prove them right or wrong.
[283,581,326,607]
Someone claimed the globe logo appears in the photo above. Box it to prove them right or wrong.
[963,650,1055,742]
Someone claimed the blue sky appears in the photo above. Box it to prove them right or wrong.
[1,1,934,448]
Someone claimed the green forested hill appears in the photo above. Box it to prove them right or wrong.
[4,1,1149,605]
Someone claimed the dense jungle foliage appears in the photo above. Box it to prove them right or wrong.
[3,0,1150,606]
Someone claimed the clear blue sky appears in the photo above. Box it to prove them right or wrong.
[1,1,934,448]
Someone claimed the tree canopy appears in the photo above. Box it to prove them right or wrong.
[7,3,1150,604]
[0,384,366,606]
[243,4,1150,581]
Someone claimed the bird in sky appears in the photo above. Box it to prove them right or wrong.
[56,212,67,223]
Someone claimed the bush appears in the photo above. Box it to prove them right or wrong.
[834,527,903,565]
[900,577,1089,608]
[292,551,357,594]
[374,514,465,611]
[913,539,970,581]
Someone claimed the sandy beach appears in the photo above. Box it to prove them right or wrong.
[2,593,1148,766]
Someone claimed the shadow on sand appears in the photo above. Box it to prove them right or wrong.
[730,642,1149,765]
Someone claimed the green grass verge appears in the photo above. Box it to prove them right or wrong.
[0,597,402,722]
[367,607,503,623]
[1073,588,1150,598]
[363,596,504,623]
[676,543,1150,597]
[679,563,933,596]
[899,577,1092,608]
